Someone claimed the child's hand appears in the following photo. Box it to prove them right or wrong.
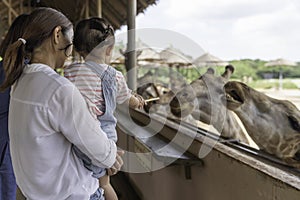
[134,93,146,109]
[129,93,146,110]
[107,149,124,176]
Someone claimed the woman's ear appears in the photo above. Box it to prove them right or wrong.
[53,26,62,45]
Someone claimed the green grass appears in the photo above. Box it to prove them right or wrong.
[248,79,299,89]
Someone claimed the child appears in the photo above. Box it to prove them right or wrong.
[64,18,145,200]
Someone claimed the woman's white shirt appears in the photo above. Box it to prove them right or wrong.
[9,63,117,200]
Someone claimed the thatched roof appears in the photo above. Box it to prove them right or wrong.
[159,46,193,66]
[265,58,297,67]
[136,39,161,62]
[193,52,229,67]
[111,39,162,65]
[0,0,158,37]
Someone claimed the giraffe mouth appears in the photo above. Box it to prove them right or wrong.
[224,89,244,110]
[226,90,244,104]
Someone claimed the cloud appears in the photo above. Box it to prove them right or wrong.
[230,3,300,59]
[117,0,300,61]
[164,0,284,20]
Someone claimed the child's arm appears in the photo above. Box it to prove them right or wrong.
[115,71,145,109]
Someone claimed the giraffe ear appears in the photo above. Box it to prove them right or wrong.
[287,114,300,132]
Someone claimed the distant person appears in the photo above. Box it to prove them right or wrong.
[0,13,29,200]
[0,8,123,199]
[64,17,144,200]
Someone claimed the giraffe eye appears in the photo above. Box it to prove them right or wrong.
[288,115,300,132]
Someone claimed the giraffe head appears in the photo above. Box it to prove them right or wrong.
[224,81,300,165]
[169,65,234,118]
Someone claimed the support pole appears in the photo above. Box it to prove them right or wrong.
[97,0,102,18]
[27,0,30,13]
[20,0,23,14]
[279,68,283,90]
[126,0,137,91]
[7,0,12,25]
[85,0,89,19]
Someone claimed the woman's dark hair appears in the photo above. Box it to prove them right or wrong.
[73,17,115,54]
[0,14,29,58]
[0,7,73,91]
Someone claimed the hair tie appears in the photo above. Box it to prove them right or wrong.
[18,38,26,45]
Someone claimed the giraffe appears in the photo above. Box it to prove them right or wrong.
[136,70,171,113]
[168,65,251,144]
[224,81,300,168]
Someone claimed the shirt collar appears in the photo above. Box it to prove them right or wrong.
[24,63,55,74]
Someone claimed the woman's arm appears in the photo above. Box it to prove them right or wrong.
[48,83,117,168]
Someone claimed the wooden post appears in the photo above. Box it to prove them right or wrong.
[126,0,137,90]
[27,0,30,13]
[85,0,89,19]
[8,0,12,25]
[97,0,102,18]
[20,0,23,13]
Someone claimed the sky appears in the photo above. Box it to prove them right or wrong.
[116,0,300,61]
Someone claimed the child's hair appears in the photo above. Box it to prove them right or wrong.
[0,7,73,91]
[73,17,115,54]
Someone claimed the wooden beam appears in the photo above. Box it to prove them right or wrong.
[27,0,30,13]
[102,11,120,28]
[20,0,23,13]
[139,0,148,8]
[97,0,102,17]
[103,2,124,24]
[80,3,85,19]
[3,0,19,17]
[8,0,12,25]
[107,0,126,14]
[0,0,20,15]
[85,0,89,19]
[118,1,127,8]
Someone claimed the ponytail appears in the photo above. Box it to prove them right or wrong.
[0,39,26,91]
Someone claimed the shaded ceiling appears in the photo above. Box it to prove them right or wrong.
[35,0,158,28]
[0,0,158,37]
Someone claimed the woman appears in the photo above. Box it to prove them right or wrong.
[0,13,29,200]
[0,8,122,200]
